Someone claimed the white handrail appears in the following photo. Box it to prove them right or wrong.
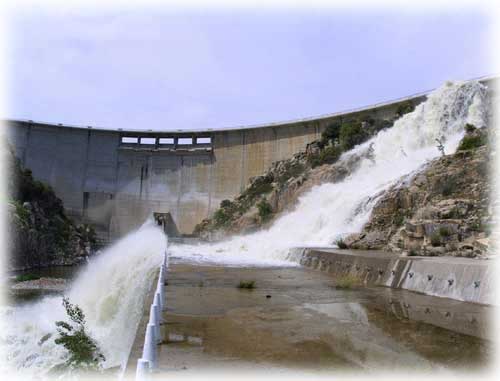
[136,249,169,379]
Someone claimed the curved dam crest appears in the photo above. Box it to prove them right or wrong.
[5,93,429,241]
[4,76,497,243]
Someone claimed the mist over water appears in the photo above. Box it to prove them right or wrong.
[170,80,489,266]
[1,220,166,377]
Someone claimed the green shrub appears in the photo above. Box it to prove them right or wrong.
[335,275,360,289]
[15,273,40,282]
[457,135,486,151]
[439,226,451,237]
[395,101,415,117]
[373,119,392,132]
[276,162,305,185]
[237,280,255,289]
[408,249,419,256]
[339,121,366,151]
[54,297,105,370]
[394,214,405,226]
[430,232,441,247]
[213,208,233,228]
[10,200,30,225]
[321,122,341,145]
[308,145,343,168]
[257,199,273,222]
[335,238,348,249]
[220,199,233,209]
[465,123,476,133]
[243,177,274,200]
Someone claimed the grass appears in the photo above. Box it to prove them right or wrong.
[15,273,40,282]
[335,275,360,289]
[237,280,256,289]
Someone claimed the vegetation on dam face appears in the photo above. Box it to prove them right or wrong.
[5,145,97,271]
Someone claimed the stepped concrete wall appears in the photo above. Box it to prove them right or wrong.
[289,248,496,305]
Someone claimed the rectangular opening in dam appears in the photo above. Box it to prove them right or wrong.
[121,136,138,144]
[140,137,156,145]
[178,137,193,145]
[196,137,211,144]
[159,138,175,145]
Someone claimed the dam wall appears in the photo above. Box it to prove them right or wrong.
[5,77,496,240]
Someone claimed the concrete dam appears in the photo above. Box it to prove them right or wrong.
[5,76,495,241]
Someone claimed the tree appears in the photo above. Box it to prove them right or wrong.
[54,297,105,370]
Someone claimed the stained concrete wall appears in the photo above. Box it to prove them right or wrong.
[6,77,496,240]
[289,248,496,305]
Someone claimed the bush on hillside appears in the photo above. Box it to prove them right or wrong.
[395,101,415,117]
[257,199,273,222]
[339,120,367,151]
[457,135,486,151]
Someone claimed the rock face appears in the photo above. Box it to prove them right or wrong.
[194,113,492,257]
[344,127,492,258]
[6,146,97,271]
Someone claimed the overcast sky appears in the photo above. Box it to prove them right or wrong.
[4,6,493,131]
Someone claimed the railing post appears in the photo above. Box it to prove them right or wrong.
[156,280,164,311]
[149,304,161,344]
[136,358,150,380]
[136,245,169,379]
[142,323,157,369]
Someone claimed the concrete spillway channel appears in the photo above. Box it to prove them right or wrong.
[124,248,493,377]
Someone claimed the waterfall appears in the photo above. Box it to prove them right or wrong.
[169,80,489,266]
[1,220,167,377]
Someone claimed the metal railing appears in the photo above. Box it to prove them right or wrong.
[136,249,169,379]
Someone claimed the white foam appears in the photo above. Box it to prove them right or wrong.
[1,219,166,377]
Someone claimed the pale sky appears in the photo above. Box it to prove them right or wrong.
[4,6,493,131]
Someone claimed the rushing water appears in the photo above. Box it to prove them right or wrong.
[0,80,491,377]
[1,220,167,377]
[170,80,489,266]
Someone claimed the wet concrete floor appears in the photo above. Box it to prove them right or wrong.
[154,262,493,375]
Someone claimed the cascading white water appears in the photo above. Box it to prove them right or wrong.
[1,220,166,378]
[0,80,490,378]
[170,80,489,266]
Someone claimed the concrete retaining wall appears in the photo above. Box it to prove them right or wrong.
[289,248,496,305]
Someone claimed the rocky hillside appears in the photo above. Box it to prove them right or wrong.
[195,117,492,258]
[6,147,97,271]
[194,107,413,240]
[343,125,492,258]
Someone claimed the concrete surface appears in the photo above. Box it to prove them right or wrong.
[290,248,496,305]
[123,263,493,377]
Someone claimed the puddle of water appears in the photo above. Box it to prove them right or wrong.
[158,263,493,373]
